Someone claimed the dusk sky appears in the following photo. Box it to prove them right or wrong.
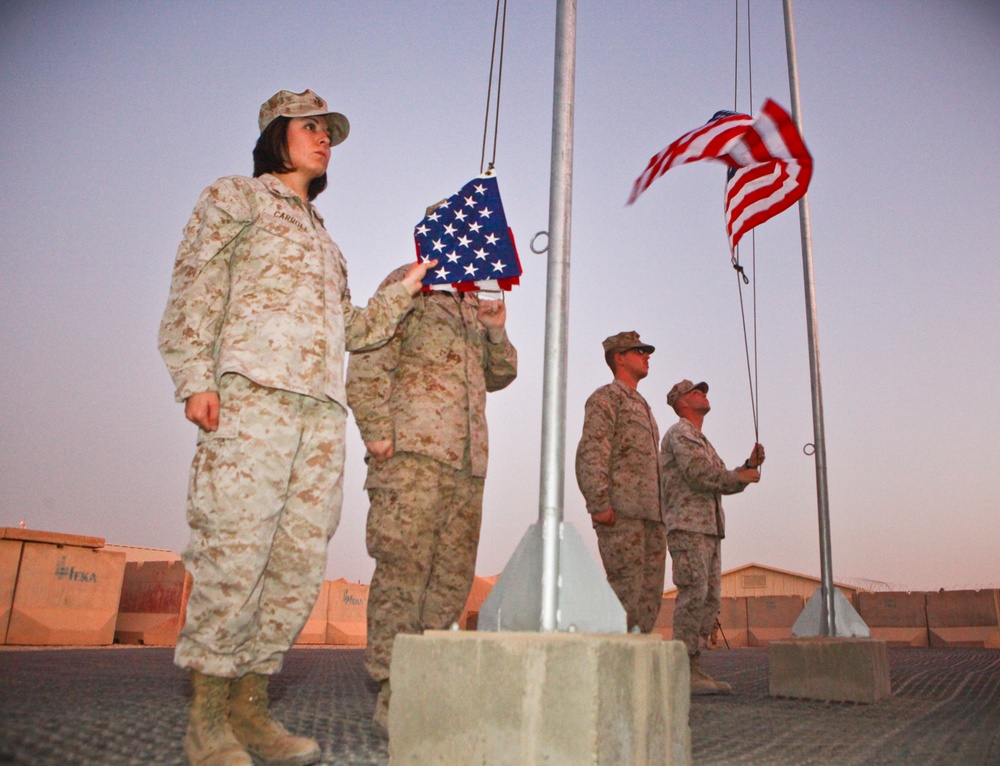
[2,1,997,593]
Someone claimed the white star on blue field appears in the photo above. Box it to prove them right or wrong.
[414,175,521,291]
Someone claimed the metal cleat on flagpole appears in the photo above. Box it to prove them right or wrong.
[479,0,626,634]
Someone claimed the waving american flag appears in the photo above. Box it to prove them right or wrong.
[627,99,812,252]
[414,175,521,292]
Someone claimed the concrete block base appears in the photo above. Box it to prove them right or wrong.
[769,637,891,703]
[389,631,691,766]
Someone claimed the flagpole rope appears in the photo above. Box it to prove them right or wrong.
[747,0,755,108]
[479,0,500,174]
[748,2,760,447]
[735,249,759,441]
[491,0,508,171]
[480,0,508,176]
[732,0,761,447]
[733,0,739,110]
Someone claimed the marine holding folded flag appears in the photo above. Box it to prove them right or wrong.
[158,89,433,766]
[346,179,519,733]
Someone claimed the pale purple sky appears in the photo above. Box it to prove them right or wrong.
[2,1,998,592]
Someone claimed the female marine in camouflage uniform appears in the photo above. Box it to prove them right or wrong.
[158,90,433,766]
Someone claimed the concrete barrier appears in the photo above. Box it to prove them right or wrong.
[4,533,126,646]
[1,527,105,549]
[460,575,498,630]
[713,597,749,649]
[114,560,192,645]
[653,597,748,648]
[652,597,675,640]
[0,539,20,641]
[326,578,368,645]
[926,589,1000,648]
[855,591,929,647]
[747,596,804,647]
[295,579,331,645]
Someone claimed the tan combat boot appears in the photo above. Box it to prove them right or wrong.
[228,672,321,766]
[184,671,253,766]
[689,653,732,696]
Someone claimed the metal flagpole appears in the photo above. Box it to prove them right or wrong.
[475,0,622,634]
[782,0,835,636]
[538,0,576,632]
[477,0,625,635]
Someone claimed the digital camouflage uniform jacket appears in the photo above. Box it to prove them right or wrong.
[345,265,518,479]
[575,381,662,521]
[659,418,749,538]
[158,174,413,409]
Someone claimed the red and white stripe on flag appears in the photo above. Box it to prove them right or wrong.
[626,111,754,206]
[627,98,812,253]
[724,100,812,251]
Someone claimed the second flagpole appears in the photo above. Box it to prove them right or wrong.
[537,0,576,633]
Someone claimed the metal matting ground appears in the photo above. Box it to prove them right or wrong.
[1,646,998,765]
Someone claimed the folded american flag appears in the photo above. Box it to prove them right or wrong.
[414,175,521,292]
[627,99,812,252]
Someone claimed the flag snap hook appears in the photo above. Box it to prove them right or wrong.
[732,259,750,285]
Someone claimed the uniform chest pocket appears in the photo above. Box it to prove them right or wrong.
[399,302,471,366]
[619,402,654,436]
[229,215,323,310]
[401,327,465,366]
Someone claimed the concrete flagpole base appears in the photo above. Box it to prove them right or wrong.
[387,631,691,765]
[768,637,892,703]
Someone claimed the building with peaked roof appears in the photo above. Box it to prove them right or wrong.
[663,562,859,600]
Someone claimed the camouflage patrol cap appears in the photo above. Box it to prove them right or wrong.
[602,331,655,357]
[666,379,709,408]
[258,89,350,146]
